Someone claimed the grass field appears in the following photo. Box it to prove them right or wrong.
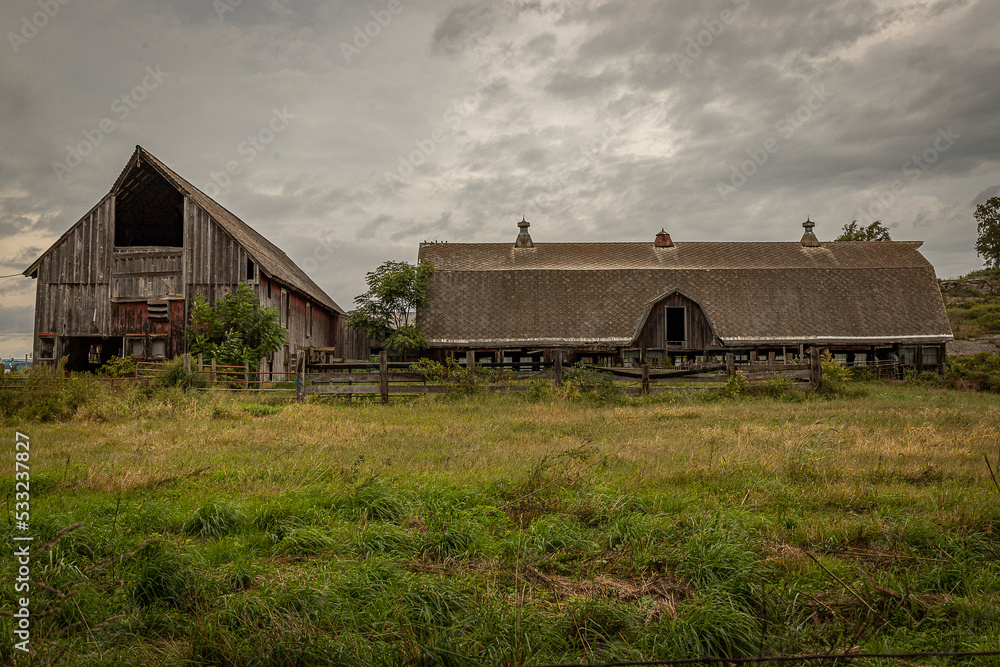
[2,384,1000,666]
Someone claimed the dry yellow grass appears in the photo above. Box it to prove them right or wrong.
[15,386,1000,507]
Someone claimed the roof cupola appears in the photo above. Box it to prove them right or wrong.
[514,216,534,248]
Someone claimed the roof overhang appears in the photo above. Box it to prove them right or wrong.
[719,335,954,345]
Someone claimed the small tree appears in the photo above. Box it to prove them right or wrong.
[186,283,285,370]
[835,220,892,241]
[348,260,435,354]
[975,197,1000,269]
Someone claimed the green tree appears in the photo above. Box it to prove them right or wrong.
[186,283,285,370]
[348,260,435,354]
[975,196,1000,268]
[835,220,892,241]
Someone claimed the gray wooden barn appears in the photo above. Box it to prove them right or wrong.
[23,146,346,372]
[416,219,954,371]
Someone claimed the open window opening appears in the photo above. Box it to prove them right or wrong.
[246,258,256,282]
[666,307,685,344]
[114,162,184,247]
[39,337,55,359]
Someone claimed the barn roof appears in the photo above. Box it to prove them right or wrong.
[416,239,954,348]
[25,146,343,314]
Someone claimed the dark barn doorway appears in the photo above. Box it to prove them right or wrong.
[666,307,685,345]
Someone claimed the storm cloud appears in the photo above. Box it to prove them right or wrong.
[1,0,998,356]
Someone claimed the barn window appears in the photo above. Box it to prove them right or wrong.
[266,279,272,300]
[88,344,102,365]
[306,303,312,338]
[246,258,255,282]
[127,337,145,358]
[898,347,916,365]
[922,347,939,364]
[39,337,55,359]
[114,162,184,247]
[666,307,685,344]
[150,338,167,358]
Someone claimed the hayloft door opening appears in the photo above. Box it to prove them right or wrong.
[666,307,685,345]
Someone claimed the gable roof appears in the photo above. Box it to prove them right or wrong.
[416,240,953,347]
[25,146,343,314]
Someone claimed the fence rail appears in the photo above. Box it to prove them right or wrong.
[0,350,824,399]
[296,350,822,403]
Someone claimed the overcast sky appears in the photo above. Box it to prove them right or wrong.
[2,0,999,357]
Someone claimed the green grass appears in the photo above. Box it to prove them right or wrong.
[1,386,1000,664]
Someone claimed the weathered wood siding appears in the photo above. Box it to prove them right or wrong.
[184,200,248,303]
[112,248,183,299]
[32,196,115,358]
[32,191,341,367]
[635,292,718,350]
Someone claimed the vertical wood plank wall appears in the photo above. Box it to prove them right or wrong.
[32,193,340,367]
[32,196,115,359]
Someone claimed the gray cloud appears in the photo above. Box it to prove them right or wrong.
[1,0,998,356]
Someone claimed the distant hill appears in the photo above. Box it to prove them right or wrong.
[939,269,1000,352]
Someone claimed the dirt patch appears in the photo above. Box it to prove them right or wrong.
[520,565,690,619]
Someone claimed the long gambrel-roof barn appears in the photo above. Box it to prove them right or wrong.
[416,219,954,371]
[24,146,345,372]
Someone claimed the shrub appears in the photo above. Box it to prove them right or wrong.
[410,357,515,394]
[721,370,749,398]
[560,364,624,403]
[99,355,137,378]
[159,356,205,390]
[939,352,1000,392]
[818,350,854,396]
[0,360,92,423]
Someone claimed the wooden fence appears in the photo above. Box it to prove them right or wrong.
[0,349,821,399]
[296,349,822,403]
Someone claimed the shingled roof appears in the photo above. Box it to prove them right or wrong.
[26,146,342,314]
[416,239,953,348]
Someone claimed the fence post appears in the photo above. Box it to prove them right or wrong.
[244,361,249,389]
[295,353,306,402]
[379,350,389,405]
[554,352,563,387]
[183,354,191,375]
[465,350,475,368]
[725,353,734,378]
[641,363,650,396]
[809,347,822,388]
